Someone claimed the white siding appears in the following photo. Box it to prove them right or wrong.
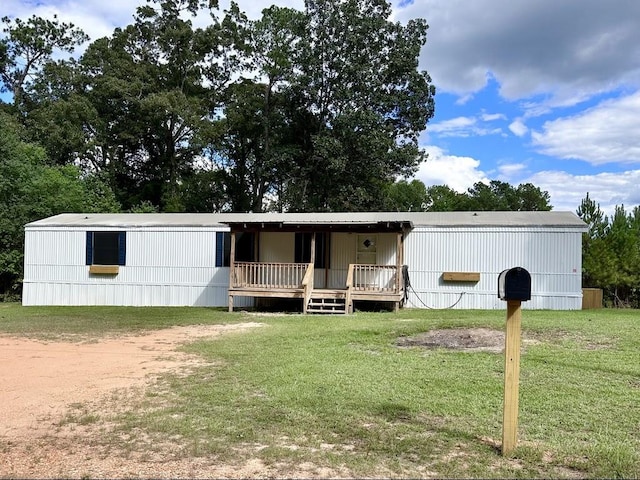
[376,234,398,267]
[22,226,252,307]
[403,227,583,310]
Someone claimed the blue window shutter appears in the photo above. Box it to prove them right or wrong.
[215,232,224,267]
[86,231,93,265]
[118,232,126,265]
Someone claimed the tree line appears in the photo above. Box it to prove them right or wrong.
[384,179,551,212]
[577,193,640,308]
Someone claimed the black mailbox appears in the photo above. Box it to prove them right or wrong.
[498,267,531,301]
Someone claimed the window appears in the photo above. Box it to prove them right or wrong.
[86,231,126,265]
[215,232,255,267]
[295,232,329,269]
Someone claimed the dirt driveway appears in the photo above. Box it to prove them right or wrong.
[0,323,273,478]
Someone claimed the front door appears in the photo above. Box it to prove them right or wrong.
[356,234,377,264]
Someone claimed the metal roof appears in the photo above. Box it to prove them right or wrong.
[26,211,587,230]
[25,213,227,228]
[406,211,587,228]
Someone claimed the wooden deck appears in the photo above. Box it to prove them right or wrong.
[228,263,405,314]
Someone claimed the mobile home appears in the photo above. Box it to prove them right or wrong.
[23,211,587,311]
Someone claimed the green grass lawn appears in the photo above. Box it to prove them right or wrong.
[1,305,638,478]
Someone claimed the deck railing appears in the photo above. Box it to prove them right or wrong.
[232,262,401,292]
[232,262,310,289]
[347,264,399,292]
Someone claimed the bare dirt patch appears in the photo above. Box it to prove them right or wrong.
[0,322,289,479]
[396,327,506,352]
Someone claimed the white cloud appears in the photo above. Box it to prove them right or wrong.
[396,0,640,104]
[524,169,640,215]
[497,162,527,178]
[531,91,640,165]
[454,92,475,106]
[427,116,475,136]
[508,118,528,137]
[415,146,489,192]
[481,113,506,122]
[428,116,502,138]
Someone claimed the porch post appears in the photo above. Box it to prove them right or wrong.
[395,232,402,312]
[324,233,330,288]
[230,231,236,281]
[310,232,316,266]
[228,231,236,312]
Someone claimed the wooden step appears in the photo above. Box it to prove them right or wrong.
[307,295,347,314]
[309,289,347,299]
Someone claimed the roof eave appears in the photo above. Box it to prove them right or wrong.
[226,220,413,233]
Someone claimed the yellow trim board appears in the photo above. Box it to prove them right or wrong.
[442,271,480,282]
[89,265,119,275]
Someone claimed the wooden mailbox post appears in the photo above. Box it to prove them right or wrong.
[497,267,531,456]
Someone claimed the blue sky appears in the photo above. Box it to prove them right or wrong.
[402,0,640,215]
[3,0,640,214]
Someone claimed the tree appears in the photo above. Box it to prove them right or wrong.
[84,3,208,210]
[208,80,282,212]
[576,193,640,307]
[629,206,640,307]
[40,0,240,211]
[258,0,436,211]
[178,168,229,212]
[464,180,512,210]
[423,184,467,211]
[606,205,640,306]
[516,183,552,211]
[383,179,428,211]
[205,6,305,212]
[577,192,608,240]
[0,14,88,111]
[576,193,615,288]
[462,180,552,211]
[207,0,436,212]
[380,179,552,213]
[24,58,100,166]
[0,111,119,299]
[10,0,437,213]
[576,193,613,291]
